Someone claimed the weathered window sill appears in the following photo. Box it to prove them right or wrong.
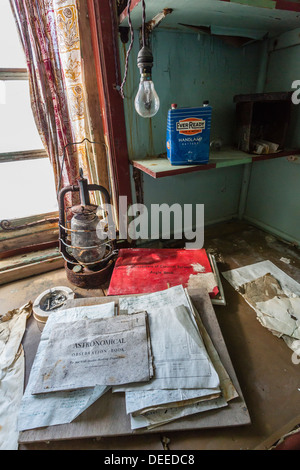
[0,211,59,254]
[0,247,64,286]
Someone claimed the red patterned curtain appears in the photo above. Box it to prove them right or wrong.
[10,0,99,200]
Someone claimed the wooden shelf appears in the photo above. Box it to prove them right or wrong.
[131,147,300,179]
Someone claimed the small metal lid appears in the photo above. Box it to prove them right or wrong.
[33,286,75,324]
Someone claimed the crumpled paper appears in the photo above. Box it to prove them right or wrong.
[237,273,300,351]
[0,302,32,450]
[223,261,300,358]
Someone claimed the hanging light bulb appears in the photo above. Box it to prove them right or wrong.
[135,46,160,118]
[135,75,160,118]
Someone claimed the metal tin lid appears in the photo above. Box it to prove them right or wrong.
[33,286,75,324]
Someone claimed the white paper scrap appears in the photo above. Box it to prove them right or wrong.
[255,297,300,339]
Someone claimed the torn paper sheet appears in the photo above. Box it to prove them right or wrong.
[126,388,220,415]
[222,260,300,298]
[255,297,300,339]
[0,302,32,450]
[239,272,287,306]
[130,396,228,430]
[18,303,116,432]
[222,261,300,353]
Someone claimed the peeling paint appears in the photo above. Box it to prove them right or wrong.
[191,263,206,273]
[187,272,217,292]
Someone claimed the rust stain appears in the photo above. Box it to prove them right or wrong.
[43,360,62,381]
[146,8,173,33]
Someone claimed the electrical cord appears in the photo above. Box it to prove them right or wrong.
[120,0,134,99]
[142,0,146,48]
[119,0,147,99]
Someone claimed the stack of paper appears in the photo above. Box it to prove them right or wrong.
[18,286,238,433]
[113,285,238,430]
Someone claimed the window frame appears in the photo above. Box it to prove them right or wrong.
[0,67,59,258]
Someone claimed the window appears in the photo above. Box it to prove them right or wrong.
[0,2,58,254]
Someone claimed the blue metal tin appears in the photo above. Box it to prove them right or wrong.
[166,104,212,165]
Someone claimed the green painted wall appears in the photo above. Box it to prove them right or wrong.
[121,30,261,158]
[129,164,245,238]
[120,30,262,230]
[244,32,300,244]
